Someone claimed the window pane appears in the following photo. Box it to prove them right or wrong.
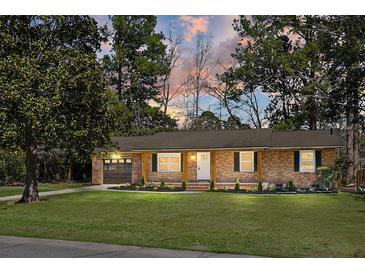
[241,152,253,161]
[159,157,169,163]
[168,164,180,172]
[104,159,110,164]
[301,162,314,171]
[159,163,169,171]
[241,162,253,171]
[158,153,180,172]
[200,154,208,160]
[301,152,314,161]
[111,159,118,164]
[169,157,179,164]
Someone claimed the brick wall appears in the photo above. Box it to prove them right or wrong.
[132,153,142,184]
[262,148,337,188]
[215,151,258,183]
[93,148,337,187]
[91,157,103,184]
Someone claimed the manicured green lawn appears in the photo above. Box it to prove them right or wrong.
[0,191,365,257]
[0,182,90,197]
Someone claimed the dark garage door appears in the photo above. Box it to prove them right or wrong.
[103,158,132,184]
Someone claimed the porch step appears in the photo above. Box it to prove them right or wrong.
[186,183,210,191]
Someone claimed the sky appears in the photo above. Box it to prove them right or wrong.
[93,15,269,126]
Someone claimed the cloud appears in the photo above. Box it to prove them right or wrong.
[179,16,209,42]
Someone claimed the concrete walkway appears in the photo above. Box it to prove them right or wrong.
[0,185,105,202]
[0,184,203,202]
[0,236,253,258]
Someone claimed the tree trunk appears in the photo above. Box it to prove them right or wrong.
[18,129,39,203]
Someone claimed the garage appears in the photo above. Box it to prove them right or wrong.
[103,158,132,184]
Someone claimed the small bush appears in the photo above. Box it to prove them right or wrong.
[224,184,228,191]
[235,179,240,191]
[181,181,186,190]
[135,185,140,190]
[153,186,159,191]
[139,176,145,187]
[258,181,263,192]
[0,149,25,185]
[288,181,295,191]
[160,179,165,188]
[210,180,215,191]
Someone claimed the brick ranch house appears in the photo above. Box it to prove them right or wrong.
[92,129,342,190]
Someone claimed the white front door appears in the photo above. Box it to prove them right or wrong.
[197,152,210,181]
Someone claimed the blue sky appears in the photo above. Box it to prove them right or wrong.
[93,15,269,126]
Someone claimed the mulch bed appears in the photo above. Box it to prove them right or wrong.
[211,189,337,194]
[108,185,186,192]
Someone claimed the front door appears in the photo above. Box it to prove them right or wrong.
[197,152,210,181]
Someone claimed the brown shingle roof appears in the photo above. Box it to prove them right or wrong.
[108,129,342,152]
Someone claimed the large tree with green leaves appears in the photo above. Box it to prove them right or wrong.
[0,16,112,202]
[102,16,170,129]
[225,15,365,186]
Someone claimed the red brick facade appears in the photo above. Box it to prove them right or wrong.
[92,148,337,188]
[215,151,258,183]
[262,148,336,188]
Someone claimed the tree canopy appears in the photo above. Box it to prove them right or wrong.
[0,16,112,202]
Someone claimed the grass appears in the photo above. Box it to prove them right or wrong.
[0,191,365,257]
[0,182,90,197]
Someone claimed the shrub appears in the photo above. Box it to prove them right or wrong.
[210,180,215,191]
[160,179,165,188]
[288,181,295,191]
[316,166,334,189]
[153,186,159,191]
[235,179,240,191]
[258,181,263,192]
[139,176,145,187]
[0,149,25,185]
[335,153,350,185]
[135,185,140,190]
[181,180,186,190]
[224,184,228,191]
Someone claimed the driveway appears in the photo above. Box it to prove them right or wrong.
[0,236,253,258]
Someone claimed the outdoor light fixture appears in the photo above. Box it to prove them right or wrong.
[110,153,121,159]
[190,154,196,160]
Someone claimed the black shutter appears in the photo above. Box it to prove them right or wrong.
[315,150,322,169]
[152,153,157,172]
[180,153,184,172]
[234,152,240,172]
[294,151,300,172]
[254,151,258,172]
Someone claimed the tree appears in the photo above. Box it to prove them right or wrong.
[212,66,265,129]
[158,30,184,116]
[184,33,213,120]
[191,111,222,130]
[227,15,365,187]
[0,16,112,202]
[102,16,168,128]
[227,16,327,130]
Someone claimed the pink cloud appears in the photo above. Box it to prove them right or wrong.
[179,16,209,42]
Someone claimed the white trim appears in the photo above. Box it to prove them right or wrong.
[299,150,316,173]
[239,151,254,172]
[157,153,181,173]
